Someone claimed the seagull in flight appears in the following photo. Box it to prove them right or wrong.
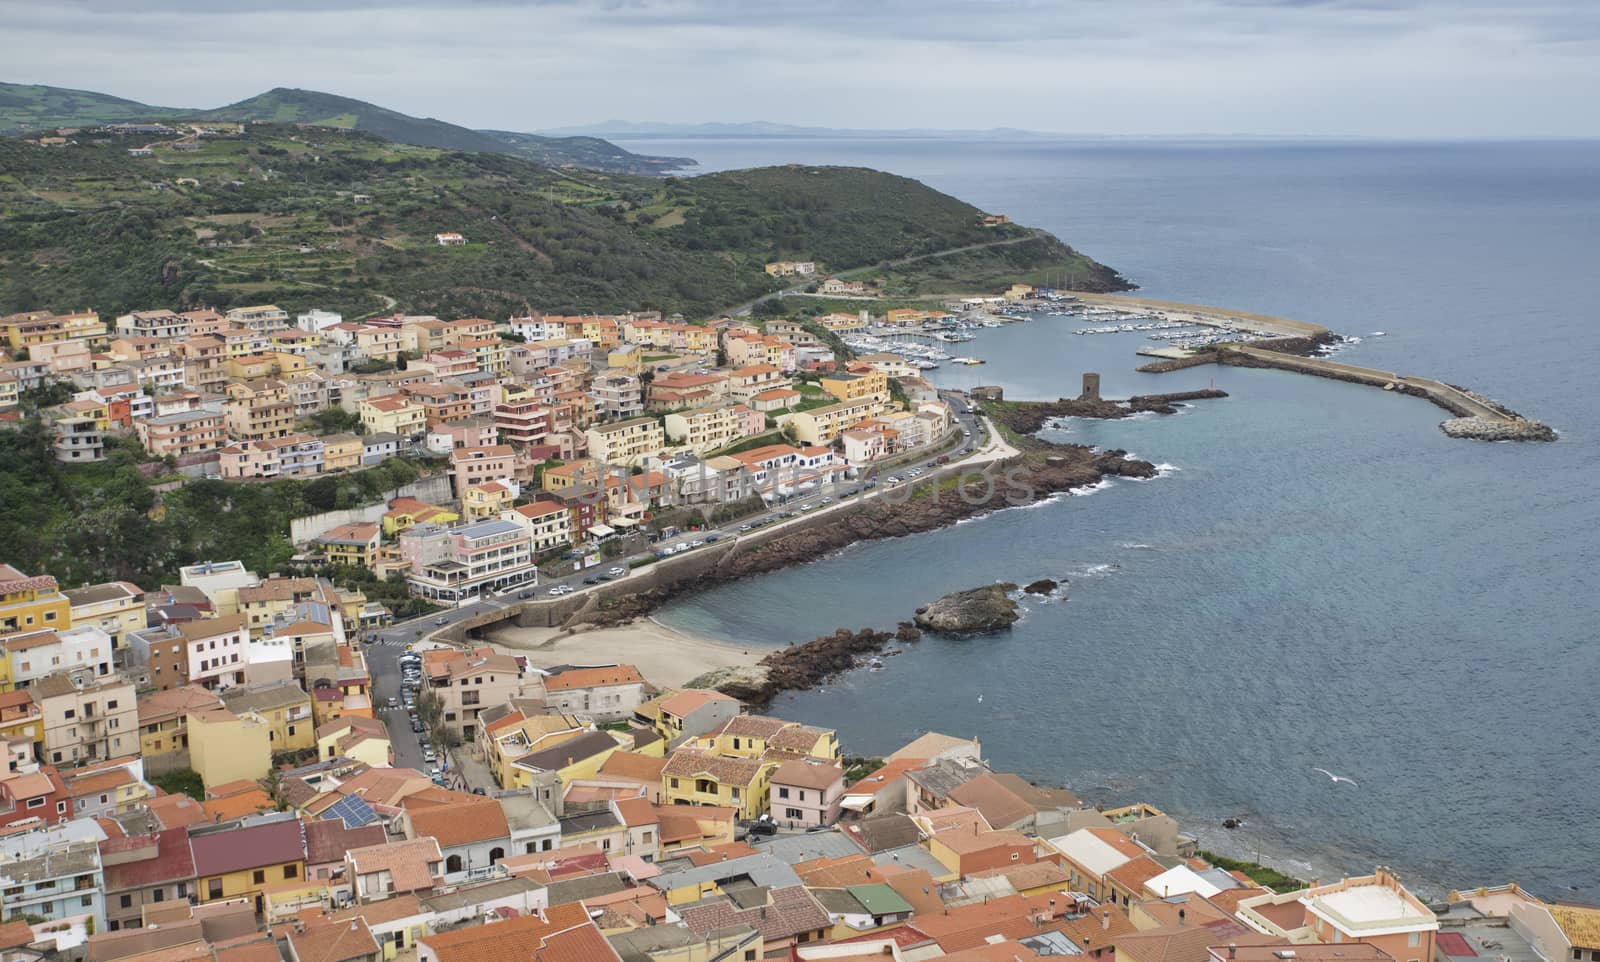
[1312,767,1359,786]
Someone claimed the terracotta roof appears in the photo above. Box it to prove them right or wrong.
[101,828,196,890]
[678,885,830,942]
[906,895,1041,953]
[612,797,657,829]
[201,789,274,822]
[767,724,831,755]
[0,921,35,951]
[419,904,601,962]
[1108,855,1170,895]
[287,916,378,962]
[662,749,769,786]
[542,665,644,692]
[304,819,386,865]
[146,792,209,830]
[657,689,736,718]
[1115,922,1261,962]
[1055,905,1139,954]
[968,860,1071,892]
[347,837,442,892]
[1550,906,1600,950]
[596,750,665,784]
[406,797,509,848]
[795,854,889,889]
[771,758,843,791]
[139,685,225,725]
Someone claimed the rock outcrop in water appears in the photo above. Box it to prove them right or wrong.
[987,390,1228,434]
[1023,579,1059,595]
[702,628,901,707]
[914,584,1021,634]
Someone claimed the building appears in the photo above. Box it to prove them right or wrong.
[402,795,511,881]
[663,404,751,455]
[188,813,307,916]
[219,680,314,755]
[784,397,881,445]
[360,394,426,439]
[136,410,226,459]
[318,523,382,570]
[504,501,573,554]
[820,369,889,406]
[99,827,196,932]
[434,233,467,246]
[63,581,144,651]
[185,708,272,789]
[1237,869,1439,962]
[400,520,537,603]
[662,750,775,821]
[0,565,71,641]
[176,615,249,690]
[136,684,224,769]
[591,373,645,420]
[646,689,742,746]
[4,624,115,690]
[448,444,516,496]
[585,417,665,467]
[316,715,391,768]
[35,668,138,766]
[769,758,846,828]
[0,827,106,929]
[420,647,527,740]
[540,665,647,724]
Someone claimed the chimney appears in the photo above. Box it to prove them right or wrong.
[1102,908,1111,931]
[1229,945,1238,960]
[1178,908,1186,927]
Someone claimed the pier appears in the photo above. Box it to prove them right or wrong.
[1063,292,1555,441]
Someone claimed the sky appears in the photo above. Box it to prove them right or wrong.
[3,0,1598,138]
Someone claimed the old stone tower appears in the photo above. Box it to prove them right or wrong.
[1079,372,1102,401]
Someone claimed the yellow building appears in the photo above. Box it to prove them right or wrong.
[318,522,382,569]
[0,689,43,757]
[478,709,606,789]
[321,433,362,472]
[381,497,458,537]
[316,715,391,767]
[584,416,665,467]
[461,481,513,520]
[784,397,881,445]
[186,707,273,789]
[64,581,145,648]
[0,564,71,644]
[189,813,308,916]
[220,680,315,754]
[663,405,742,455]
[691,715,840,762]
[360,394,426,438]
[661,749,776,821]
[0,376,18,411]
[820,369,889,405]
[137,684,225,762]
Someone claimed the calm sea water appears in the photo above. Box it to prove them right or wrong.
[624,137,1600,896]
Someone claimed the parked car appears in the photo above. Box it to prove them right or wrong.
[386,696,399,708]
[608,566,626,577]
[434,617,448,626]
[886,476,901,484]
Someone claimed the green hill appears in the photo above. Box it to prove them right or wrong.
[0,82,689,174]
[0,82,188,131]
[0,123,1127,321]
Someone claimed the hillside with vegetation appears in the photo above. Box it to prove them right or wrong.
[0,82,189,131]
[0,82,690,175]
[0,124,1127,320]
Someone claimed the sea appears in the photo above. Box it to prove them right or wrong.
[619,136,1600,897]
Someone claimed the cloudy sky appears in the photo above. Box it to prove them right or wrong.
[4,0,1597,137]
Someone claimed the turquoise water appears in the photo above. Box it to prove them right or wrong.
[625,138,1600,896]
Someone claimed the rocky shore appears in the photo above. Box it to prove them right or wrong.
[694,624,924,707]
[914,584,1021,633]
[575,442,1154,631]
[985,389,1228,434]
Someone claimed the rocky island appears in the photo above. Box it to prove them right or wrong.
[913,584,1022,633]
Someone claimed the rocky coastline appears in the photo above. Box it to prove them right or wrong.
[575,442,1154,631]
[984,389,1229,435]
[693,624,925,707]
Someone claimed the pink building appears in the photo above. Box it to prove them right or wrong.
[769,758,846,828]
[449,443,516,496]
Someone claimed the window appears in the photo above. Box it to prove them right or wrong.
[1409,934,1421,948]
[252,870,265,885]
[208,879,223,899]
[64,708,75,719]
[120,894,133,908]
[153,888,166,903]
[26,797,42,809]
[786,808,802,820]
[56,801,66,813]
[670,778,679,789]
[108,699,118,709]
[799,790,807,802]
[82,895,93,907]
[284,864,297,879]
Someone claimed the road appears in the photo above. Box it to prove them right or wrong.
[718,230,1046,317]
[360,391,995,780]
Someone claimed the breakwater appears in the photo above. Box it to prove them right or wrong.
[1085,290,1555,442]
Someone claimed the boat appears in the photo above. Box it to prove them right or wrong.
[1371,331,1387,336]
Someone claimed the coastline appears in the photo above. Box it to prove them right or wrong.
[481,616,765,689]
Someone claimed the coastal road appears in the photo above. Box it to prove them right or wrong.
[718,230,1047,317]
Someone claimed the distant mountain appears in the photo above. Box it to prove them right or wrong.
[0,82,692,174]
[540,119,1059,140]
[0,82,188,131]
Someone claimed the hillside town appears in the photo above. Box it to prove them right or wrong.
[0,302,994,603]
[0,557,1589,962]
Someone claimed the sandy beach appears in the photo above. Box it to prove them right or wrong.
[482,617,764,689]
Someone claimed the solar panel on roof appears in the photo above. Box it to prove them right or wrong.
[322,795,379,828]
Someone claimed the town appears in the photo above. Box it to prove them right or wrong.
[0,299,1587,962]
[0,557,1584,962]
